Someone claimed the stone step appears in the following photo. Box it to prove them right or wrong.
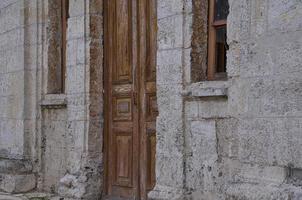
[0,194,27,200]
[0,193,62,200]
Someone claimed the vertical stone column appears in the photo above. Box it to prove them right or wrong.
[0,0,46,193]
[57,0,104,199]
[148,1,187,199]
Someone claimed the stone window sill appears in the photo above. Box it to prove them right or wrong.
[40,94,67,108]
[184,81,228,98]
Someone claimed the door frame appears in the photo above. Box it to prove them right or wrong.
[138,0,147,198]
[103,0,109,194]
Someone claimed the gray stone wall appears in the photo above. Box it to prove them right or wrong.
[0,0,40,194]
[0,0,26,160]
[0,0,302,200]
[0,0,103,199]
[42,0,104,199]
[152,0,302,199]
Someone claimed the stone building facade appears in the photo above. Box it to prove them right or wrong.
[0,0,302,200]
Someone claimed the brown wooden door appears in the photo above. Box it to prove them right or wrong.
[104,0,157,199]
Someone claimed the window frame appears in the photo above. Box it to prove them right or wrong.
[207,0,228,81]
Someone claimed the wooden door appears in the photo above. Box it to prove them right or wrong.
[104,0,157,199]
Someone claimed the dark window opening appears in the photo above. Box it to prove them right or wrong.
[214,0,229,21]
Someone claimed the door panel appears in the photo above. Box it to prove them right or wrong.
[115,132,133,187]
[105,0,138,198]
[105,0,157,199]
[114,0,132,82]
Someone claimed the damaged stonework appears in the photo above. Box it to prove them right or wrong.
[151,0,302,199]
[1,0,104,199]
[0,159,35,194]
[52,0,104,199]
[1,0,302,199]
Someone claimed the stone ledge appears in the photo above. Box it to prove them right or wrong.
[40,94,67,109]
[184,81,228,98]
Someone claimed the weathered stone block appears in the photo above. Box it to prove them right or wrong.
[42,108,67,193]
[148,185,185,200]
[0,159,32,174]
[0,174,36,193]
[157,0,183,19]
[157,49,183,85]
[68,0,85,17]
[267,0,302,33]
[158,15,183,50]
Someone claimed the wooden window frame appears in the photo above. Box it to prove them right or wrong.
[207,0,228,80]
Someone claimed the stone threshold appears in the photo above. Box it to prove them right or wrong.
[103,196,134,200]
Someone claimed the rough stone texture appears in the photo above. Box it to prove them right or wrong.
[190,0,208,83]
[166,0,302,199]
[0,0,38,194]
[45,0,104,199]
[0,0,25,161]
[151,0,302,199]
[0,174,36,194]
[1,0,103,199]
[0,158,35,193]
[40,108,67,193]
[148,1,187,199]
[0,0,302,199]
[55,0,104,199]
